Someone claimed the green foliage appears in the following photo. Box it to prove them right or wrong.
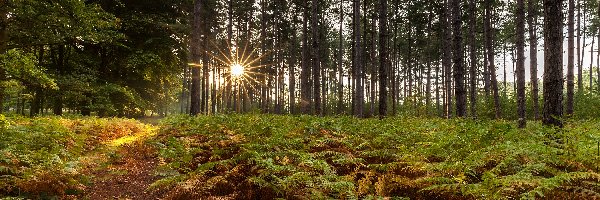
[0,49,56,89]
[153,114,600,199]
[0,116,151,199]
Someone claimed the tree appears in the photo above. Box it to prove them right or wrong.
[353,0,364,118]
[451,0,466,117]
[516,0,526,128]
[566,0,575,115]
[442,0,452,118]
[543,0,564,127]
[312,0,321,115]
[300,1,312,114]
[0,0,7,113]
[337,0,344,114]
[485,0,501,119]
[378,0,387,118]
[468,0,477,118]
[528,0,539,120]
[190,0,203,115]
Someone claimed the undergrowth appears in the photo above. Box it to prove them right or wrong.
[151,114,600,199]
[0,115,151,199]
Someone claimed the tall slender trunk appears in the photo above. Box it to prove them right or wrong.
[597,0,600,92]
[577,0,583,91]
[590,36,595,88]
[451,0,466,117]
[485,0,501,119]
[468,0,477,118]
[190,0,203,115]
[567,0,575,115]
[542,0,564,127]
[516,0,527,128]
[338,0,344,114]
[300,1,312,114]
[442,0,453,118]
[353,0,364,117]
[378,0,388,118]
[528,0,539,120]
[312,0,321,115]
[0,0,7,114]
[290,19,298,114]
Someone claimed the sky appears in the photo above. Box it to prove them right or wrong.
[496,30,598,83]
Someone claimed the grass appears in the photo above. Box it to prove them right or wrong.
[150,114,600,199]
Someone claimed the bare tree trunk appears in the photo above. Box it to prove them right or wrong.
[468,0,477,118]
[190,0,203,115]
[528,0,539,120]
[567,0,575,115]
[516,0,527,128]
[577,0,582,91]
[378,0,388,118]
[300,1,312,114]
[442,0,453,118]
[290,19,298,114]
[312,0,321,116]
[486,0,501,119]
[451,0,466,117]
[542,0,564,127]
[591,36,595,89]
[338,0,344,114]
[353,0,364,118]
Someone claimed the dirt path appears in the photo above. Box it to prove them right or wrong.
[80,128,163,200]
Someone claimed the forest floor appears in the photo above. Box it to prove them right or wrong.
[2,115,600,199]
[79,125,162,200]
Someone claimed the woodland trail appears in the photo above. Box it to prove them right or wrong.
[79,126,162,200]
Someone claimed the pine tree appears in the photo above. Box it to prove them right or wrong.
[543,0,564,127]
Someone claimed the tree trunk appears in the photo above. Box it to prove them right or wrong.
[468,0,477,118]
[353,0,364,118]
[190,0,203,115]
[567,0,575,115]
[528,0,539,120]
[516,0,527,128]
[0,1,8,114]
[542,0,564,127]
[378,0,388,118]
[338,0,344,114]
[300,1,312,114]
[451,0,466,117]
[577,0,582,91]
[290,19,298,114]
[312,0,321,116]
[442,0,452,118]
[485,0,501,119]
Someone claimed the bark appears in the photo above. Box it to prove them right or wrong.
[516,0,527,128]
[290,19,297,114]
[190,0,203,115]
[577,0,582,91]
[312,0,321,115]
[442,0,453,118]
[338,0,344,114]
[597,0,600,92]
[300,1,312,114]
[542,0,564,127]
[451,0,466,117]
[378,0,388,118]
[353,0,364,117]
[468,0,477,118]
[567,0,575,115]
[591,36,595,89]
[0,1,7,114]
[528,0,539,120]
[485,0,501,119]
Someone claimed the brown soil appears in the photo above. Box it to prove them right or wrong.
[84,142,162,200]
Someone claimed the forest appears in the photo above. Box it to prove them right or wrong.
[1,0,600,199]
